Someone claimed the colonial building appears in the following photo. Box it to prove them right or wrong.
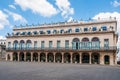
[0,39,6,60]
[6,19,118,65]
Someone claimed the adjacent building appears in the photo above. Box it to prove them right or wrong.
[6,18,118,65]
[0,39,6,60]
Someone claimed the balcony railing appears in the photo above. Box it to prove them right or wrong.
[6,46,117,51]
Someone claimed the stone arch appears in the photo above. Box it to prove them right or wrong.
[47,53,54,62]
[26,52,31,61]
[13,52,18,61]
[19,52,24,61]
[33,52,38,61]
[91,53,100,64]
[55,53,62,63]
[40,53,46,62]
[64,53,71,63]
[82,53,89,63]
[72,53,80,63]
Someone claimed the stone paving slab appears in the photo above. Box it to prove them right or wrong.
[0,61,120,80]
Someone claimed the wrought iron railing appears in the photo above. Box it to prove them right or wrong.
[6,46,117,51]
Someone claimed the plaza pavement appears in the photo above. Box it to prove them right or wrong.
[0,61,120,80]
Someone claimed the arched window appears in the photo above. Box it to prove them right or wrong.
[15,32,20,35]
[75,28,80,32]
[26,40,32,49]
[33,31,37,35]
[27,32,32,35]
[47,30,51,34]
[13,40,18,49]
[91,37,100,49]
[101,26,107,31]
[92,27,97,31]
[21,32,26,35]
[40,31,44,34]
[68,29,72,33]
[53,30,57,34]
[81,37,90,49]
[20,40,25,49]
[84,28,88,32]
[72,38,80,49]
[60,29,64,34]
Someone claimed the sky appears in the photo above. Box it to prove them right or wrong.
[0,0,120,56]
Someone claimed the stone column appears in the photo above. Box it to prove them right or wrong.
[70,52,73,63]
[53,52,56,63]
[24,52,26,61]
[45,52,48,62]
[11,53,13,61]
[17,52,20,61]
[79,53,82,64]
[38,53,40,62]
[100,53,104,65]
[31,52,33,62]
[62,52,64,63]
[89,52,91,64]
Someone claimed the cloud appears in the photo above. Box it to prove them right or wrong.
[111,0,120,7]
[9,5,16,9]
[55,0,74,18]
[0,10,9,30]
[4,9,27,23]
[15,0,58,17]
[0,36,6,39]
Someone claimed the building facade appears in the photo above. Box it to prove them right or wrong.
[0,39,6,60]
[6,19,118,65]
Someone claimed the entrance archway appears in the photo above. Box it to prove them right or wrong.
[33,53,38,61]
[47,53,54,62]
[13,52,18,61]
[82,53,89,63]
[91,53,100,64]
[19,52,24,61]
[104,55,110,65]
[55,53,62,63]
[40,53,46,62]
[26,52,31,61]
[72,53,80,63]
[64,53,71,63]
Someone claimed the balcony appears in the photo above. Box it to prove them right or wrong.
[6,46,117,52]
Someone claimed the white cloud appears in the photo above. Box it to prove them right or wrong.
[4,9,27,23]
[15,0,58,17]
[9,5,16,9]
[0,36,6,39]
[111,0,120,7]
[55,0,74,18]
[0,10,9,30]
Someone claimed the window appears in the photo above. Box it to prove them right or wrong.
[75,28,80,32]
[49,41,52,49]
[84,28,88,32]
[92,27,97,31]
[8,42,11,49]
[40,31,44,34]
[53,30,57,34]
[68,29,72,33]
[34,41,37,49]
[21,32,26,35]
[33,31,37,35]
[16,32,20,35]
[41,41,45,49]
[102,26,107,31]
[57,40,60,49]
[47,30,51,34]
[60,29,64,33]
[27,32,31,35]
[104,39,109,49]
[65,40,69,49]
